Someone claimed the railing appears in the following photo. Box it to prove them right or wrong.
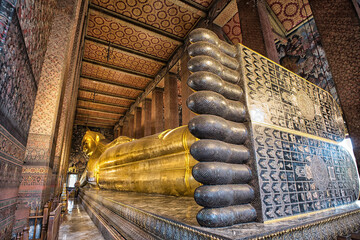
[16,198,62,240]
[15,227,29,240]
[46,204,62,240]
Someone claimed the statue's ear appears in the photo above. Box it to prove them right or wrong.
[96,135,100,143]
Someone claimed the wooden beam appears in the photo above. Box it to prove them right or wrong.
[75,117,117,125]
[74,121,114,129]
[76,117,117,125]
[77,98,129,109]
[85,36,167,63]
[77,106,122,116]
[76,114,119,122]
[208,0,232,22]
[82,58,154,78]
[89,3,183,42]
[169,0,207,15]
[78,87,136,101]
[80,75,144,91]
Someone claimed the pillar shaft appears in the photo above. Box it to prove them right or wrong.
[128,115,135,138]
[142,99,152,136]
[123,121,129,137]
[237,0,267,57]
[118,127,122,137]
[151,88,164,134]
[257,0,279,63]
[53,0,86,198]
[308,0,360,166]
[180,54,196,125]
[134,107,143,138]
[164,73,179,129]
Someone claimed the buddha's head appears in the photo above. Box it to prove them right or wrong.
[82,130,105,156]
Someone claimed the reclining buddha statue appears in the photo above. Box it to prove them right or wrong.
[79,28,359,230]
[79,126,201,197]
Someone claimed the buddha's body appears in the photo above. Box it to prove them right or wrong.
[80,126,201,196]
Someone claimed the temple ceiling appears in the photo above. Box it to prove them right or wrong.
[76,0,312,129]
[76,0,214,128]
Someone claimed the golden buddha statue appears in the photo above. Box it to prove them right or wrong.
[80,126,201,197]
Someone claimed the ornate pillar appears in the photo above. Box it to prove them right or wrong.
[134,107,142,138]
[52,0,87,198]
[16,0,81,230]
[164,73,179,129]
[180,54,196,125]
[142,99,152,136]
[309,0,360,167]
[151,87,164,134]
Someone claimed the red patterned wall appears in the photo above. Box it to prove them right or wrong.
[222,12,242,44]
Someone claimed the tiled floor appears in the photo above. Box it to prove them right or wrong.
[58,199,105,240]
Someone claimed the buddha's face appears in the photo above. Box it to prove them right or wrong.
[82,135,96,156]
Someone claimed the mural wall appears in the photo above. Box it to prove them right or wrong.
[0,0,56,238]
[274,18,339,104]
[0,15,36,240]
[16,0,56,82]
[69,125,114,173]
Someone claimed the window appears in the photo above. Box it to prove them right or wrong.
[67,174,78,188]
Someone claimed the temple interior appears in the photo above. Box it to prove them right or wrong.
[0,0,360,239]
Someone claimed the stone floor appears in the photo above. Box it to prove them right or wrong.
[58,198,105,240]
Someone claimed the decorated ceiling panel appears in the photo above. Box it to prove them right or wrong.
[77,100,127,114]
[81,62,151,88]
[87,9,181,59]
[267,0,312,32]
[91,0,202,38]
[83,40,165,76]
[77,108,121,120]
[80,78,142,99]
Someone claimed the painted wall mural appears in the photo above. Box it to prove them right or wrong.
[69,125,114,173]
[0,15,36,146]
[16,0,57,82]
[274,18,339,104]
[0,14,37,240]
[0,1,56,237]
[0,0,16,52]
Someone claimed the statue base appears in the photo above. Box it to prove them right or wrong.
[80,188,360,239]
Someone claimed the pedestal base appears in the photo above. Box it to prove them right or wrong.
[80,188,360,240]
